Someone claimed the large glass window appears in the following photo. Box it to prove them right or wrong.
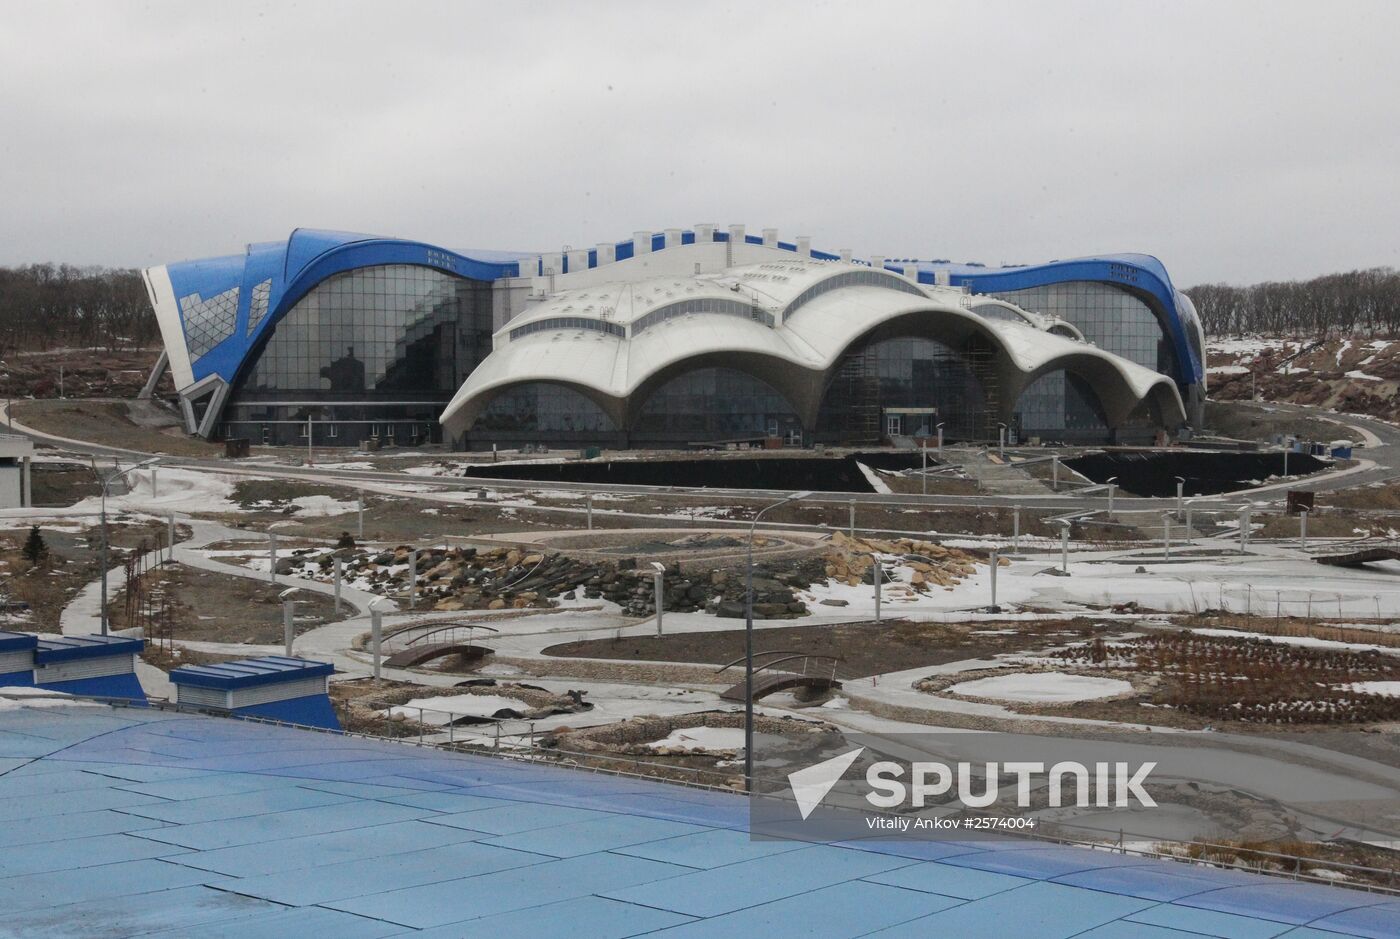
[816,336,990,442]
[232,264,493,401]
[632,368,798,441]
[988,282,1177,377]
[472,383,615,434]
[1014,371,1108,440]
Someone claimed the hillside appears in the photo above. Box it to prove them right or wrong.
[1207,337,1399,421]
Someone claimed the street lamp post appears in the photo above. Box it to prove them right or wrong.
[1106,477,1118,516]
[650,561,666,635]
[279,587,300,656]
[936,422,944,457]
[369,597,395,682]
[997,422,1007,458]
[99,457,159,636]
[1175,476,1186,517]
[744,490,811,793]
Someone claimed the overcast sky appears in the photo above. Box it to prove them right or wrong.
[2,1,1396,285]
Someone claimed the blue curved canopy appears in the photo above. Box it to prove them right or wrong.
[163,229,531,385]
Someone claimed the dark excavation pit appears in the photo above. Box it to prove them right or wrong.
[1065,449,1329,497]
[460,451,928,493]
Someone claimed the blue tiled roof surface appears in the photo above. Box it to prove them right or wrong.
[169,656,334,690]
[0,701,1393,937]
[32,635,143,663]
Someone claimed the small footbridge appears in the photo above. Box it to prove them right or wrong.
[716,651,844,702]
[382,621,498,669]
[1312,538,1400,569]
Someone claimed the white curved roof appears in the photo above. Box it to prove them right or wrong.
[441,259,1185,433]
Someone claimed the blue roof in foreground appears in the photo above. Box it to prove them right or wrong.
[0,699,1394,938]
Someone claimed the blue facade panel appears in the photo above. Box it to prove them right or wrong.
[38,672,147,702]
[232,693,341,731]
[0,670,34,687]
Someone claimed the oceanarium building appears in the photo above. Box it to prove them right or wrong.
[143,226,1204,450]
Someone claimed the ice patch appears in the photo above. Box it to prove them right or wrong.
[947,671,1133,703]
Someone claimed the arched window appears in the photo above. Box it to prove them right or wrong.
[1013,370,1108,440]
[632,368,799,442]
[472,383,615,434]
[816,335,989,442]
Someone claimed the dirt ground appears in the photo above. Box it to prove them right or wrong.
[0,519,171,630]
[13,399,223,457]
[543,617,1121,679]
[0,347,170,399]
[1204,399,1357,444]
[28,461,102,506]
[108,563,342,644]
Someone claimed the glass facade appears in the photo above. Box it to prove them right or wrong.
[987,282,1178,377]
[1013,370,1109,441]
[472,382,616,440]
[816,335,990,442]
[222,264,493,447]
[632,368,799,444]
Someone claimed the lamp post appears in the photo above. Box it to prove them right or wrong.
[99,457,159,636]
[1106,477,1118,516]
[1175,476,1186,517]
[1059,521,1071,574]
[744,489,811,793]
[650,561,666,635]
[988,549,999,611]
[369,596,396,682]
[866,552,884,625]
[997,422,1007,458]
[921,441,928,496]
[1162,512,1172,560]
[279,587,300,656]
[936,422,944,457]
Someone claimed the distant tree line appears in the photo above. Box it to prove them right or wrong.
[1188,267,1400,338]
[0,264,156,354]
